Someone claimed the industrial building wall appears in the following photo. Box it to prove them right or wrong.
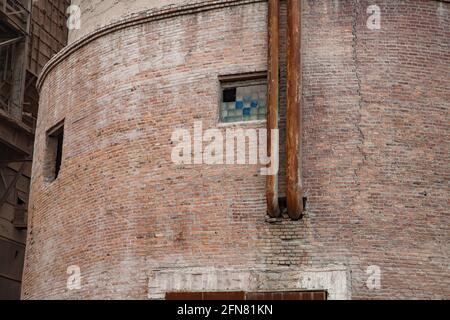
[22,0,449,300]
[0,0,69,300]
[0,162,30,300]
[28,0,70,76]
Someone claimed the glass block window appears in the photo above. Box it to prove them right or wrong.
[219,73,267,123]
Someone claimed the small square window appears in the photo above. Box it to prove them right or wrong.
[219,72,267,123]
[45,120,64,182]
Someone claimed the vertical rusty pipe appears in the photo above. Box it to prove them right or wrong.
[266,0,281,218]
[286,0,303,219]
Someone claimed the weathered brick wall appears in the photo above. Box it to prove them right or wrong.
[22,0,449,299]
[349,0,449,299]
[68,0,186,43]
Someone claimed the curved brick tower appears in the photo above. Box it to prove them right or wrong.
[22,0,449,299]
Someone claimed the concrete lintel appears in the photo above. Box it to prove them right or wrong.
[147,265,351,300]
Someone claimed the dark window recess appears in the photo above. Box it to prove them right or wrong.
[54,129,64,179]
[222,88,237,103]
[46,121,64,181]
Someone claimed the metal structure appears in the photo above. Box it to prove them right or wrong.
[266,0,281,218]
[266,0,303,219]
[286,0,303,219]
[0,0,69,300]
[0,0,31,123]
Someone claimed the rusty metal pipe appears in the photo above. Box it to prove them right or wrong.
[266,0,281,218]
[286,0,303,219]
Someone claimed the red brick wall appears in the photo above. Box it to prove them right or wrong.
[22,0,449,299]
[347,0,449,299]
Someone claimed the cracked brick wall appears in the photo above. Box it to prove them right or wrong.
[348,0,449,298]
[22,0,449,299]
